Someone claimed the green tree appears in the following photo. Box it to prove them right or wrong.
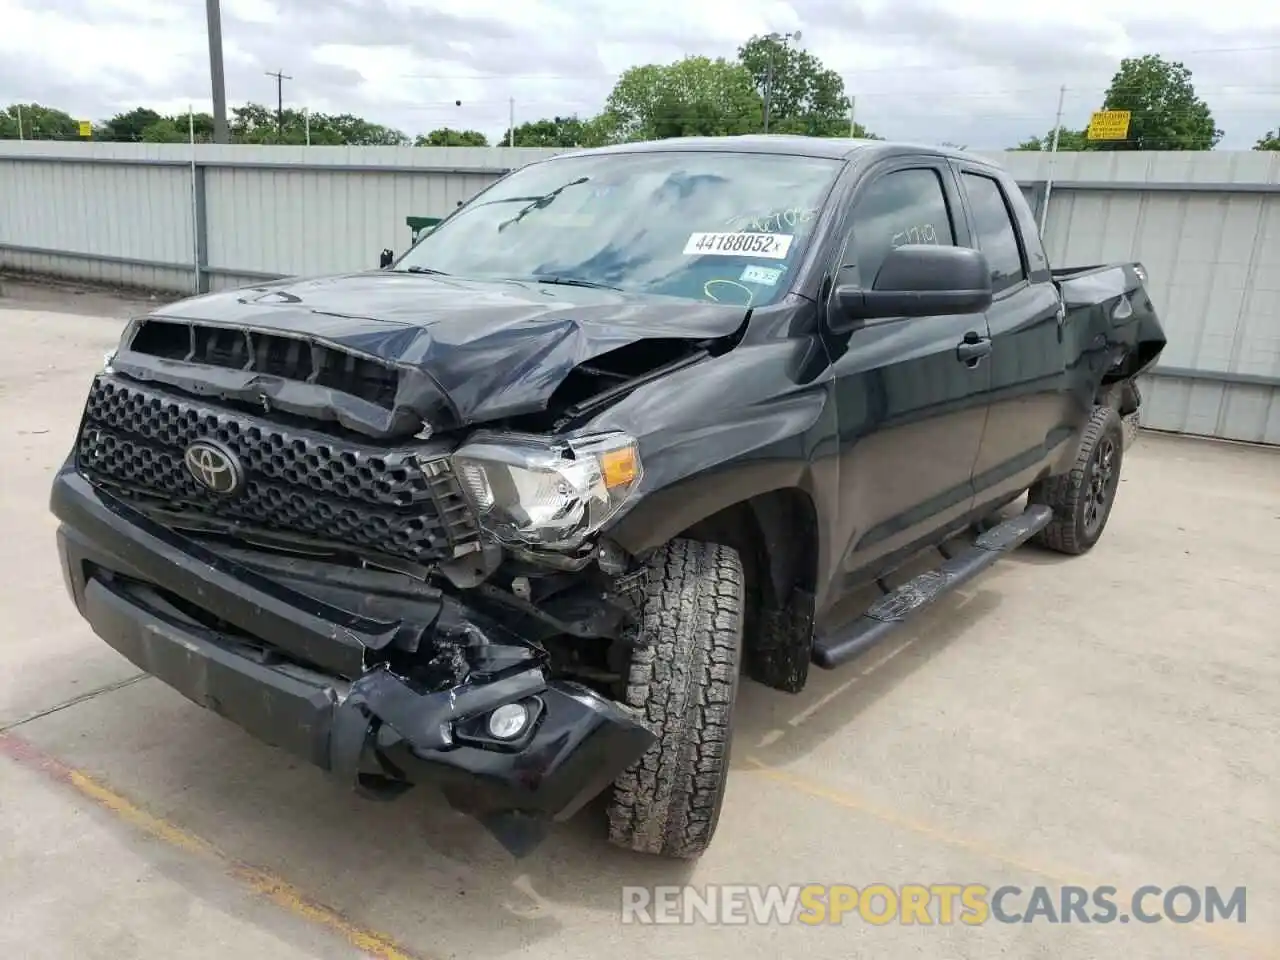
[414,127,488,146]
[502,115,603,148]
[139,118,188,143]
[605,56,762,142]
[227,103,408,145]
[1091,54,1221,150]
[1012,126,1090,151]
[99,107,163,141]
[0,106,20,139]
[132,113,216,143]
[736,34,875,138]
[230,102,290,142]
[1255,130,1280,150]
[321,113,409,146]
[0,103,80,139]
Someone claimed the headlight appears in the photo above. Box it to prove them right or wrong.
[450,431,642,550]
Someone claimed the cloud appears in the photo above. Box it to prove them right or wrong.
[0,0,1275,147]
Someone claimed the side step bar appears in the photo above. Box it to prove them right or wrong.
[811,504,1054,670]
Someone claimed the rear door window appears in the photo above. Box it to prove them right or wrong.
[961,173,1027,294]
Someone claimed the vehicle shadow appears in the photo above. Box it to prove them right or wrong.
[1001,544,1074,567]
[732,584,1003,772]
[30,673,702,957]
[27,545,1003,958]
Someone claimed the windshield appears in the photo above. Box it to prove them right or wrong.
[393,151,843,307]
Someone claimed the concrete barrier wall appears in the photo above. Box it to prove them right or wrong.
[2,140,1278,442]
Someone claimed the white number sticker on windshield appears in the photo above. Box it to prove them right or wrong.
[683,232,794,259]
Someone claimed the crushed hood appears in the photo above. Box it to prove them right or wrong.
[142,271,749,433]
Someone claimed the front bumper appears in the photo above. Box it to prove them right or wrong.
[50,466,655,848]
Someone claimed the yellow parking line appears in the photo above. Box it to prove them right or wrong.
[743,757,1276,958]
[0,732,425,960]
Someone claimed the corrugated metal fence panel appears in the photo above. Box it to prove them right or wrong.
[3,142,1279,442]
[1041,183,1280,443]
[194,144,556,290]
[0,154,195,290]
[991,148,1280,186]
[204,166,501,288]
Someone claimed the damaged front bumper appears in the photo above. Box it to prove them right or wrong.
[49,465,656,853]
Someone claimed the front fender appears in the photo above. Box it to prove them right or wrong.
[587,338,836,557]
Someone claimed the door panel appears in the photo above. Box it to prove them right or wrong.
[827,316,992,589]
[974,282,1075,502]
[955,167,1077,504]
[822,162,992,599]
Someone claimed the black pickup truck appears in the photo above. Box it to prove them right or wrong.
[50,136,1166,859]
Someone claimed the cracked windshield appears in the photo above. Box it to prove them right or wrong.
[395,151,841,306]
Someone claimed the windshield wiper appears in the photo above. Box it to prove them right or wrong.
[402,265,450,275]
[522,275,622,291]
[496,177,591,232]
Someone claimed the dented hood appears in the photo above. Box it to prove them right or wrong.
[151,271,748,428]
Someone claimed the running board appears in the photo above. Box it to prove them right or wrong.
[811,504,1054,670]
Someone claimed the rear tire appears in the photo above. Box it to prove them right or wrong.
[1030,405,1125,555]
[606,539,744,859]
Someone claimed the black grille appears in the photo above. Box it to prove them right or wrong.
[76,376,480,564]
[128,319,400,410]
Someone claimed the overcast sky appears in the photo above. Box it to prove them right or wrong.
[1,0,1276,149]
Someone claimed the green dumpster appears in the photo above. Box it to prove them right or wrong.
[407,216,443,244]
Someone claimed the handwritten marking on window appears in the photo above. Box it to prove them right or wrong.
[890,223,939,247]
[725,207,817,233]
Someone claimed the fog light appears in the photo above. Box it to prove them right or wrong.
[487,702,530,740]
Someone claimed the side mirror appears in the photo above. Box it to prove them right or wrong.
[829,244,993,331]
[379,248,394,269]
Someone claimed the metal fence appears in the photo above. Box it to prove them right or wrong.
[1,140,1278,443]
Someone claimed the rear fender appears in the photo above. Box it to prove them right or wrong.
[1059,263,1167,387]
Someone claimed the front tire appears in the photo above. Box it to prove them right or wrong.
[1030,405,1125,555]
[606,539,745,859]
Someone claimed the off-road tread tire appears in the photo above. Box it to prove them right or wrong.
[606,538,745,859]
[1030,405,1124,555]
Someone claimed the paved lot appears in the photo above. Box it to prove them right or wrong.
[2,280,1277,960]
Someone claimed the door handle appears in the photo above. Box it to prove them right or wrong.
[956,334,992,365]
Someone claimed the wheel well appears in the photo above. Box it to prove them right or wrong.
[1096,378,1141,416]
[679,488,818,693]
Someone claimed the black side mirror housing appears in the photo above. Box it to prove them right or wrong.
[379,248,395,269]
[829,244,993,332]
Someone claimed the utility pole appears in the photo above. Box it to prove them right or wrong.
[847,95,856,137]
[508,97,515,147]
[15,105,23,140]
[1040,84,1067,236]
[761,30,800,134]
[205,0,229,142]
[763,56,775,133]
[265,69,292,139]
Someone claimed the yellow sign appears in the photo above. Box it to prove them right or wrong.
[1087,110,1131,140]
[77,120,92,138]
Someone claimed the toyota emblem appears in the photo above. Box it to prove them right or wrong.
[183,440,243,495]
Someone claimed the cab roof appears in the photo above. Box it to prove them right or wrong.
[551,135,990,167]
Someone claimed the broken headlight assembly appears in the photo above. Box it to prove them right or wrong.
[450,431,642,551]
